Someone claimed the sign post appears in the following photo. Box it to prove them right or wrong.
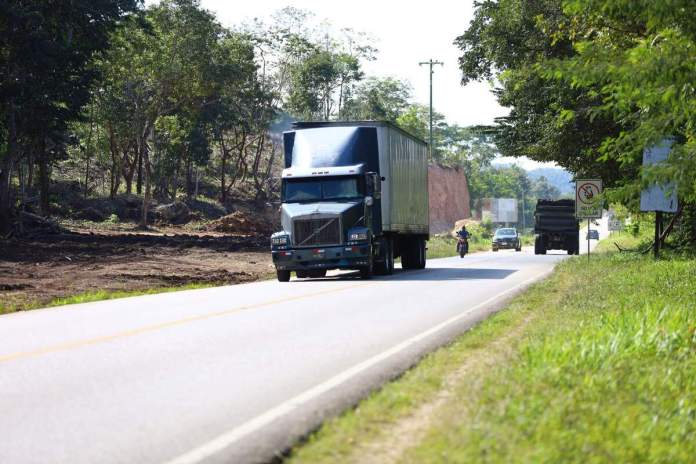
[575,179,602,261]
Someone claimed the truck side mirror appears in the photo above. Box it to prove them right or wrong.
[366,172,381,199]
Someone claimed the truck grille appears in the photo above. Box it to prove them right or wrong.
[293,217,341,247]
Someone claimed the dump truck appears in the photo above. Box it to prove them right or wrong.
[271,121,429,281]
[534,199,580,255]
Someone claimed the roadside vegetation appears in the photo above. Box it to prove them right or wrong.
[1,1,565,311]
[288,232,696,463]
[0,0,561,238]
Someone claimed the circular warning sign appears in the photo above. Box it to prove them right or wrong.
[578,182,600,204]
[576,179,602,218]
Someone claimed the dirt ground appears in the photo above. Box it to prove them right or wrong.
[0,225,273,312]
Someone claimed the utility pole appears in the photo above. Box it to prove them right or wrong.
[521,189,526,233]
[419,59,443,159]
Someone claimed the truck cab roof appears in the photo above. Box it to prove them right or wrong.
[290,120,427,145]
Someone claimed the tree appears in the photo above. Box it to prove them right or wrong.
[547,0,696,204]
[93,0,271,222]
[458,0,696,245]
[341,77,412,122]
[455,0,633,187]
[245,9,374,122]
[531,176,561,200]
[0,0,140,229]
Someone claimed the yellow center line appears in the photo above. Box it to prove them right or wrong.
[0,282,368,364]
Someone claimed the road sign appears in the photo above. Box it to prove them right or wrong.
[607,210,623,231]
[575,179,602,218]
[609,220,623,231]
[608,217,623,231]
[482,198,518,223]
[640,140,678,212]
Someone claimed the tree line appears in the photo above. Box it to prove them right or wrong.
[0,0,561,234]
[457,0,696,245]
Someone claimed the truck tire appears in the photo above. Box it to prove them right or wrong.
[359,260,373,279]
[308,269,327,278]
[401,237,423,270]
[386,239,395,274]
[375,237,394,275]
[276,270,291,282]
[534,236,547,255]
[415,237,426,269]
[296,270,308,278]
[401,239,414,270]
[402,237,425,269]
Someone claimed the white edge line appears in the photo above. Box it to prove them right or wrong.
[163,270,553,464]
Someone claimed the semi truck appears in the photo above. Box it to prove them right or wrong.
[271,121,429,282]
[533,199,580,255]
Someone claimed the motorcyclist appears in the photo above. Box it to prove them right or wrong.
[456,225,470,254]
[456,225,470,240]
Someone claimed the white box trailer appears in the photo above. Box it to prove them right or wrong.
[376,123,429,234]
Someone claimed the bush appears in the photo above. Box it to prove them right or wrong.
[468,222,492,240]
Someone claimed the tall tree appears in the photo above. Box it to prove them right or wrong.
[548,0,696,204]
[0,0,140,229]
[341,77,412,122]
[455,0,632,187]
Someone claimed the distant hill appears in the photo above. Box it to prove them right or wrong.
[527,167,574,196]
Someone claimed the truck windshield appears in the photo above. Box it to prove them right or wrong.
[284,177,361,202]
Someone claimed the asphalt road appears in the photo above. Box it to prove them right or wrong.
[0,225,606,464]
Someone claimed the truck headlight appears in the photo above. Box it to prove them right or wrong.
[271,235,289,246]
[349,232,368,242]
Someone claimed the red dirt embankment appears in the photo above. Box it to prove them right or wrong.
[428,164,471,234]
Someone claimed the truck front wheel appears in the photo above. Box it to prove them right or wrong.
[276,270,291,282]
[375,237,394,276]
[359,262,373,280]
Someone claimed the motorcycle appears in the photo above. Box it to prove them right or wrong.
[456,237,469,258]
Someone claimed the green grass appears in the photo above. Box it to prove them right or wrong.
[0,283,218,315]
[289,234,696,463]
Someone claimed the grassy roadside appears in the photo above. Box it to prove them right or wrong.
[288,234,696,463]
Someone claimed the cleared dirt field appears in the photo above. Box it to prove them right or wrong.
[0,227,272,313]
